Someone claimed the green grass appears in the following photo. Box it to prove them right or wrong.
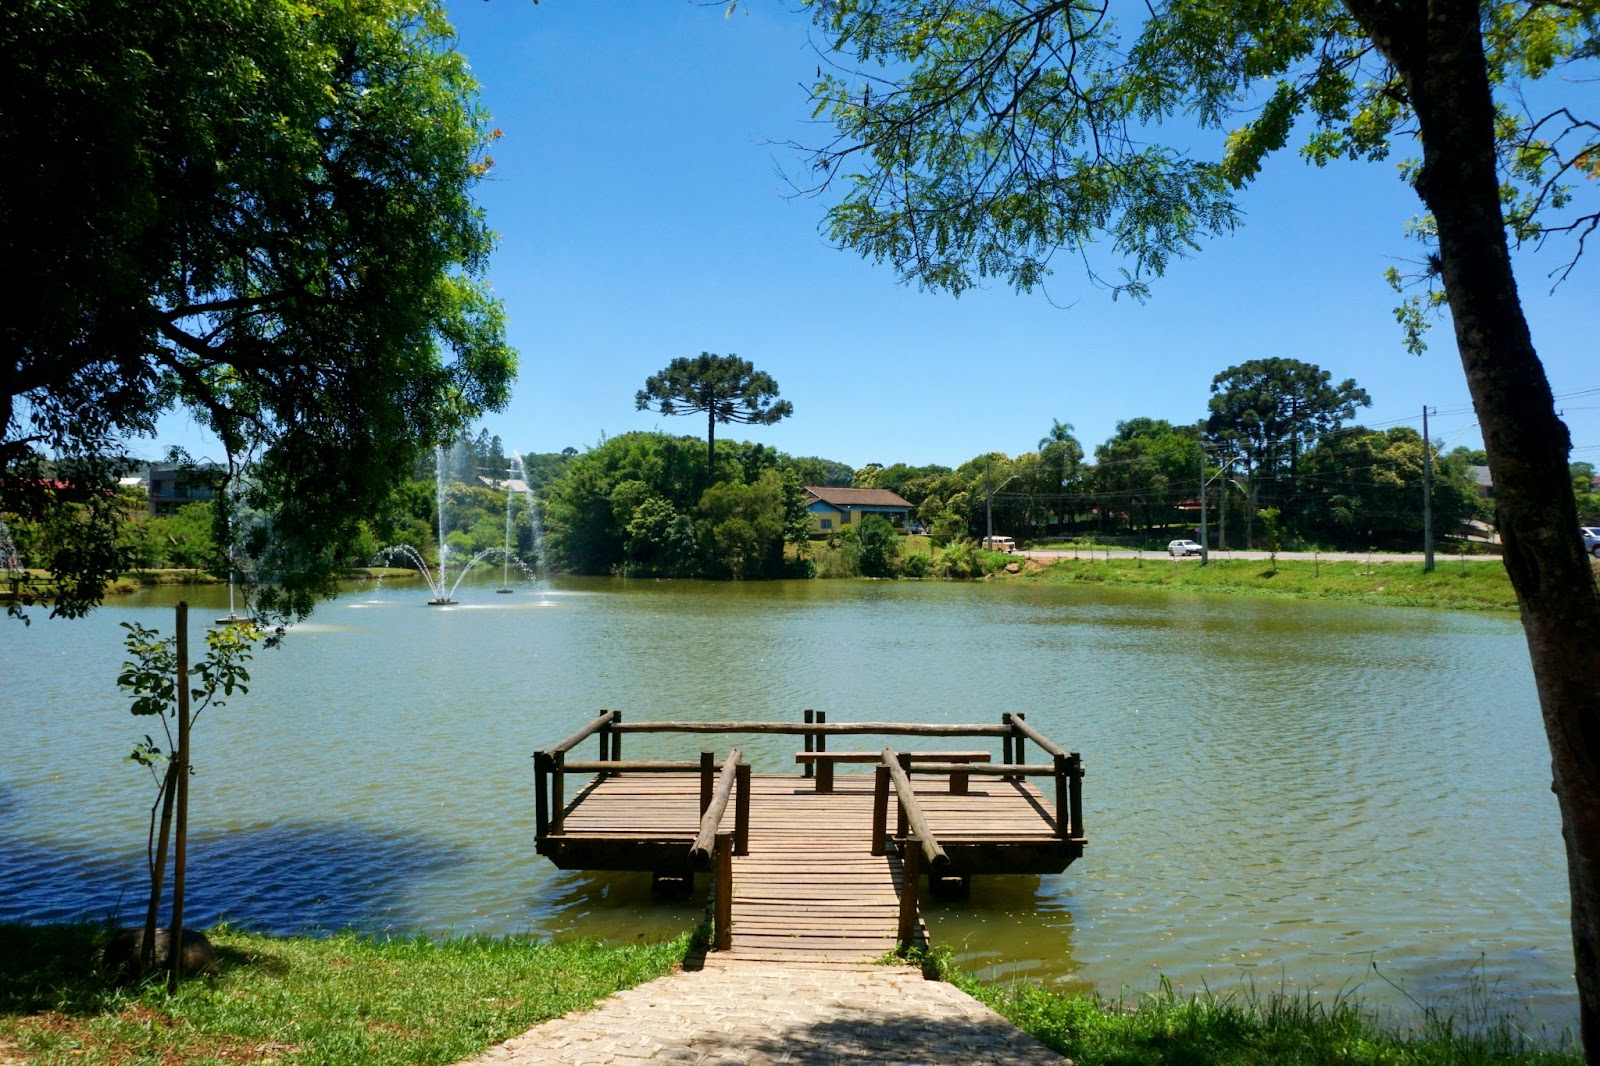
[896,950,1577,1066]
[0,923,698,1065]
[1018,557,1519,611]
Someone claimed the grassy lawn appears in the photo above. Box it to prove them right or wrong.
[0,923,696,1065]
[1,925,1577,1064]
[1016,557,1519,611]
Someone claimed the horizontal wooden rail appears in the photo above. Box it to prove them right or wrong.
[904,762,1054,776]
[547,710,617,755]
[880,749,949,869]
[1004,712,1068,759]
[690,749,744,863]
[615,721,1011,737]
[799,750,992,794]
[560,760,704,773]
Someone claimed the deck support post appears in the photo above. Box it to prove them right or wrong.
[816,710,827,771]
[1054,753,1069,839]
[871,765,890,856]
[598,711,611,766]
[735,761,751,856]
[550,751,566,833]
[699,750,715,814]
[1002,714,1014,772]
[897,838,921,951]
[1014,713,1026,773]
[533,752,549,837]
[611,710,622,763]
[895,752,910,841]
[1068,752,1084,840]
[802,709,814,777]
[713,830,734,951]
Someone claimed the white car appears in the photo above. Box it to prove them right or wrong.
[984,535,1018,553]
[1167,539,1203,557]
[1582,528,1600,557]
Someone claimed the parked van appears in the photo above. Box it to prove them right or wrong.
[984,536,1018,553]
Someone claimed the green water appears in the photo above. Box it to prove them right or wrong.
[0,576,1573,1032]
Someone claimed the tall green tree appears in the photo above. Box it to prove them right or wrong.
[2,0,515,621]
[801,0,1600,1047]
[635,353,794,475]
[1038,419,1085,529]
[1205,358,1372,539]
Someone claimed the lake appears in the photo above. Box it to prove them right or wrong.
[0,575,1575,1033]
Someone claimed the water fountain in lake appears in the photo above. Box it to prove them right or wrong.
[375,443,537,606]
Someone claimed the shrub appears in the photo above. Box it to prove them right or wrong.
[901,551,931,578]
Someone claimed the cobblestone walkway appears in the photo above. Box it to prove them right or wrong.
[458,957,1065,1065]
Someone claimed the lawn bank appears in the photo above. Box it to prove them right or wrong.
[1015,557,1520,611]
[1,925,1578,1065]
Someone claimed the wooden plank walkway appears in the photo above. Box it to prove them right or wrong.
[725,776,921,963]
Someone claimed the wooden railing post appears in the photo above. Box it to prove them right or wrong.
[713,830,734,951]
[699,750,715,814]
[1069,752,1084,840]
[1054,753,1069,839]
[871,765,890,856]
[599,710,611,764]
[895,752,909,841]
[550,751,566,833]
[816,709,827,769]
[1014,712,1026,769]
[802,709,814,778]
[735,761,751,856]
[611,710,622,762]
[897,837,921,950]
[1002,712,1014,769]
[534,752,550,837]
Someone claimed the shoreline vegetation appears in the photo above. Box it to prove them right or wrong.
[1,560,1525,617]
[5,550,1524,614]
[0,924,1576,1065]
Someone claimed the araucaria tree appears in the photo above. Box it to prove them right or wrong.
[635,353,794,475]
[802,0,1600,1051]
[2,0,515,622]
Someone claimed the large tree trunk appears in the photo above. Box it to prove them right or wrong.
[1348,0,1600,1055]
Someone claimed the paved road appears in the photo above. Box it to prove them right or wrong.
[1020,548,1504,564]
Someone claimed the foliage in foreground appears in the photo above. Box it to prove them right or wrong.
[0,923,695,1065]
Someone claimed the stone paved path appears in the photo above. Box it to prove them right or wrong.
[459,957,1066,1065]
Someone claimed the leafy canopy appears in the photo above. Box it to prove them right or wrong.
[635,353,794,472]
[2,0,515,620]
[802,0,1598,308]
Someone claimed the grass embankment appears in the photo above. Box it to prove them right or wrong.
[1020,557,1519,611]
[957,972,1578,1065]
[0,923,695,1065]
[4,924,1577,1066]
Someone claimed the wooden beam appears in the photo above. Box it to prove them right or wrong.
[897,838,921,950]
[559,760,704,773]
[714,831,733,951]
[1005,712,1068,760]
[614,721,1011,737]
[690,749,742,862]
[881,748,949,869]
[548,710,617,755]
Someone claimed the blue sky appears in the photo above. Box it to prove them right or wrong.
[154,1,1598,471]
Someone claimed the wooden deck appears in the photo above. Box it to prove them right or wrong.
[533,712,1086,962]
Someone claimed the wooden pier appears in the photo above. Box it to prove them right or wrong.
[534,711,1085,962]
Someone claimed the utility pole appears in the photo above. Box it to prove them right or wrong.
[984,459,993,551]
[1198,451,1209,566]
[1422,405,1435,572]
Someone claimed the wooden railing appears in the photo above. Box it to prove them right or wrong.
[872,749,950,951]
[689,748,747,950]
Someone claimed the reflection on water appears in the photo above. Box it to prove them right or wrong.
[0,575,1573,1032]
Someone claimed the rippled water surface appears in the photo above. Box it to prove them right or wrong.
[0,576,1573,1031]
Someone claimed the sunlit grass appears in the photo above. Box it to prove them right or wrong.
[1021,557,1518,611]
[0,923,698,1065]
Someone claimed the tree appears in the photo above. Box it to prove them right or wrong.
[635,353,794,475]
[1038,420,1085,529]
[2,0,515,623]
[801,0,1600,1048]
[1205,359,1372,542]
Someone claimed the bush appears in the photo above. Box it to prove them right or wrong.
[901,551,931,578]
[935,543,983,579]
